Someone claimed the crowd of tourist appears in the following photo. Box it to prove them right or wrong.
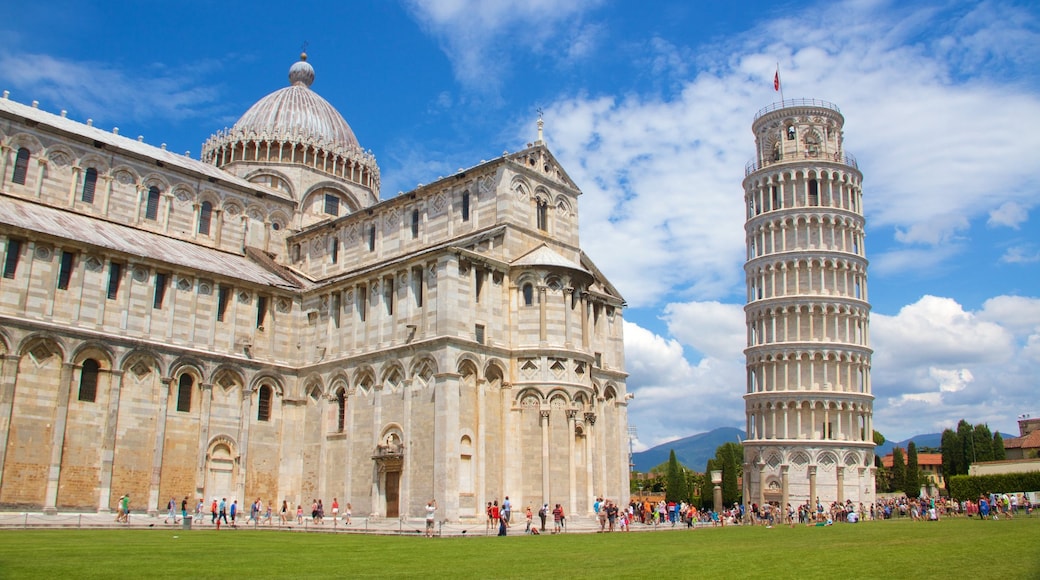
[137,490,1032,533]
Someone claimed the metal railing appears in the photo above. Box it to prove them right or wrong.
[753,99,841,122]
[745,150,858,176]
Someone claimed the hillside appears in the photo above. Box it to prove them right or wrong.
[632,427,746,472]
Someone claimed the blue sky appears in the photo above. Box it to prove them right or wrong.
[2,0,1039,450]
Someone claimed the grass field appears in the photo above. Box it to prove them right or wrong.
[0,517,1037,579]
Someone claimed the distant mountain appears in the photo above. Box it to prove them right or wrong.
[632,427,746,472]
[876,433,944,456]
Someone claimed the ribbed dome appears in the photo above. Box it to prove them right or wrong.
[230,54,359,148]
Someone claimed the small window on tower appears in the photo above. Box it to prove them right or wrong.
[81,168,98,203]
[11,148,30,185]
[145,187,161,220]
[786,126,796,140]
[324,193,340,216]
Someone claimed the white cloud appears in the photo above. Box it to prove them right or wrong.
[0,51,222,127]
[623,303,746,450]
[402,0,604,94]
[999,245,1040,264]
[988,201,1029,229]
[870,295,1040,438]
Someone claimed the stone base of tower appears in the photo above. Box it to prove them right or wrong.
[743,442,876,511]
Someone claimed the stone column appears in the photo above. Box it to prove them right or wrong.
[43,361,75,514]
[0,145,10,189]
[236,387,252,504]
[808,465,818,511]
[540,409,550,505]
[757,461,765,510]
[566,409,577,515]
[34,157,47,198]
[780,464,790,521]
[67,165,81,206]
[213,209,224,247]
[0,354,22,493]
[97,369,124,512]
[196,383,213,497]
[133,185,145,222]
[148,376,173,516]
[100,174,114,216]
[584,412,597,498]
[836,466,845,505]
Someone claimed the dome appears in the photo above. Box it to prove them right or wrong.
[201,53,380,197]
[230,53,359,148]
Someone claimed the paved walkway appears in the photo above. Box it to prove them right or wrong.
[0,510,710,537]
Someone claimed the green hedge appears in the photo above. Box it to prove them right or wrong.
[947,472,1040,500]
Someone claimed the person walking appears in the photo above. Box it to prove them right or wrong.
[425,499,437,537]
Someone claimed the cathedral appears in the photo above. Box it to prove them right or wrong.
[0,54,630,520]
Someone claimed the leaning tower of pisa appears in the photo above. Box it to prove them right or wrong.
[741,99,875,512]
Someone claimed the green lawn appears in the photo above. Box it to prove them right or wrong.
[0,517,1037,579]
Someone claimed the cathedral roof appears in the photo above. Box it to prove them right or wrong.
[0,195,303,290]
[230,53,359,148]
[512,244,588,272]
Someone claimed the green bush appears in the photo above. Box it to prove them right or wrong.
[947,471,1040,500]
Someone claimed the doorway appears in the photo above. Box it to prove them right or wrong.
[385,471,400,518]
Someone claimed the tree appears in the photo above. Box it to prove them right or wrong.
[993,432,1006,461]
[905,442,921,498]
[941,428,960,490]
[665,450,689,502]
[715,442,743,507]
[956,420,974,471]
[873,430,886,447]
[973,424,994,462]
[890,447,906,494]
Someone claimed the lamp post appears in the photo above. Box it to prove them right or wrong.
[711,470,723,515]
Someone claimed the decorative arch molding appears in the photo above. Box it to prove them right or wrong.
[78,153,110,173]
[517,388,543,408]
[207,434,239,457]
[45,144,76,170]
[167,356,207,380]
[243,168,295,198]
[6,133,44,154]
[16,334,67,366]
[141,172,170,192]
[247,372,285,396]
[68,342,114,369]
[352,367,377,395]
[511,175,531,200]
[380,363,405,390]
[210,367,245,394]
[303,181,361,214]
[411,355,438,384]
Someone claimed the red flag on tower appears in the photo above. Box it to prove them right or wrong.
[774,68,780,92]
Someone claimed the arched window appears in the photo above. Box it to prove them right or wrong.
[336,388,346,432]
[808,179,819,206]
[145,186,161,220]
[12,148,30,185]
[81,168,98,203]
[78,359,100,402]
[536,199,548,231]
[198,201,213,235]
[522,283,534,306]
[461,192,470,222]
[257,385,272,422]
[176,374,193,412]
